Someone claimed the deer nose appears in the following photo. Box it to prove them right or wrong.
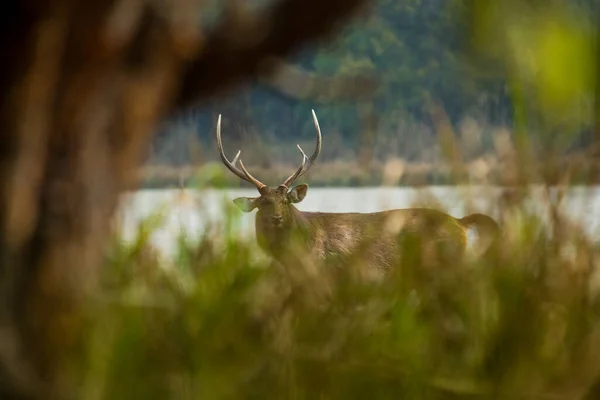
[271,215,283,224]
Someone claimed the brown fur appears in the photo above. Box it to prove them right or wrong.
[218,110,500,280]
[233,185,501,281]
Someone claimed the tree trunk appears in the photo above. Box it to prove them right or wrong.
[0,0,371,398]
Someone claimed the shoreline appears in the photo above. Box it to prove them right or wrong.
[134,162,600,189]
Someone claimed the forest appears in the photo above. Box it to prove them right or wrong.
[143,0,600,188]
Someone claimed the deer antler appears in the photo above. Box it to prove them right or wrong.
[216,114,267,192]
[280,109,322,188]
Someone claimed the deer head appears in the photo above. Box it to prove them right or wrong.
[216,110,322,229]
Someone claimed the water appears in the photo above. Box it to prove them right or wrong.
[115,185,600,259]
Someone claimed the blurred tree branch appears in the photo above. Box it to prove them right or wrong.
[0,0,372,398]
[173,0,373,109]
[258,59,379,102]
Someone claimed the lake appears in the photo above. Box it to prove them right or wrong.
[114,185,600,259]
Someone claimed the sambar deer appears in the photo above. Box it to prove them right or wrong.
[216,110,500,280]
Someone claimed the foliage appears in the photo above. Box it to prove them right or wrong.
[70,2,600,398]
[74,181,600,400]
[167,0,501,139]
[150,0,600,173]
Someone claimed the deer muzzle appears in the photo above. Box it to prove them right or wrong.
[271,215,283,226]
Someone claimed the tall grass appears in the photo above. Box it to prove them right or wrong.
[71,173,600,400]
[82,6,600,390]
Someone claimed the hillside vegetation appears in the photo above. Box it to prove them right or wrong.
[147,0,599,186]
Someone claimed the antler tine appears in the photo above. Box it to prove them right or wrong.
[216,114,267,190]
[231,150,241,166]
[216,114,245,181]
[279,145,308,188]
[300,108,323,175]
[279,109,323,188]
[238,158,268,191]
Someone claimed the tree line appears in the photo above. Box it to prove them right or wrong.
[149,0,599,169]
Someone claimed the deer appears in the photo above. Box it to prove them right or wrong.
[216,110,500,282]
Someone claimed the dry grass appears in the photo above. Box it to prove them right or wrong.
[69,171,600,400]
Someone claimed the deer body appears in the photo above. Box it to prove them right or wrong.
[216,110,500,279]
[254,204,498,277]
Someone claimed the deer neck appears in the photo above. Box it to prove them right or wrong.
[255,206,310,256]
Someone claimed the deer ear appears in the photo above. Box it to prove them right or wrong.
[233,197,258,212]
[288,184,308,203]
